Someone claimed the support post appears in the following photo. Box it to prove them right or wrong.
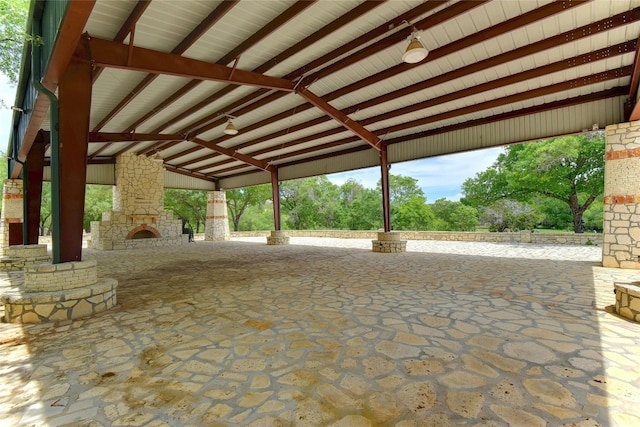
[271,166,281,231]
[24,132,45,244]
[57,40,92,262]
[380,147,391,232]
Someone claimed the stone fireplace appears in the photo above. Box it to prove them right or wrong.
[90,153,188,250]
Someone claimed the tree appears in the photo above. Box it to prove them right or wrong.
[336,179,381,230]
[0,0,32,83]
[83,184,112,231]
[379,174,430,230]
[280,176,341,229]
[462,134,604,233]
[394,196,435,230]
[480,200,540,232]
[431,198,479,231]
[226,184,271,231]
[164,189,207,232]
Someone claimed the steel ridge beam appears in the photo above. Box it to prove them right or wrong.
[85,36,295,91]
[160,0,596,168]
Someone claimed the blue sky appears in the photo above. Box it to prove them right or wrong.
[1,74,15,154]
[326,147,503,202]
[1,74,503,199]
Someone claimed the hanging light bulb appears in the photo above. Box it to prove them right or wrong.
[402,28,428,64]
[224,118,238,135]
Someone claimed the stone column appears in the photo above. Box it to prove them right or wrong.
[603,121,640,269]
[205,191,230,241]
[372,231,407,253]
[267,230,289,245]
[0,180,24,256]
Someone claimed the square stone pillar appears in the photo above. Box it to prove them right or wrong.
[205,191,230,241]
[0,180,24,256]
[267,230,289,245]
[603,121,640,268]
[372,232,406,253]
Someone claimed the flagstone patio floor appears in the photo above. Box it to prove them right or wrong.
[1,237,639,426]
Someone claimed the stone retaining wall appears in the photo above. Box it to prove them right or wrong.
[231,230,603,245]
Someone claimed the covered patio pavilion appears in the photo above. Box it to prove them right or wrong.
[1,237,640,425]
[2,0,640,425]
[6,0,640,265]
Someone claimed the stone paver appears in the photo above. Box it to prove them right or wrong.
[1,237,640,426]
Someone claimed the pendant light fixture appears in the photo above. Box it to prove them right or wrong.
[402,23,428,64]
[223,116,238,135]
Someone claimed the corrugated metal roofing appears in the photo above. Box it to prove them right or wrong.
[14,0,640,189]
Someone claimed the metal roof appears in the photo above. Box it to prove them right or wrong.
[10,0,640,189]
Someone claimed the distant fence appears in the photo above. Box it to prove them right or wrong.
[230,230,603,246]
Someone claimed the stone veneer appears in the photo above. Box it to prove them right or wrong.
[0,244,50,272]
[231,230,604,245]
[205,191,230,241]
[0,180,23,256]
[1,259,118,323]
[267,230,290,245]
[603,121,640,268]
[372,232,407,253]
[90,153,187,250]
[613,282,640,322]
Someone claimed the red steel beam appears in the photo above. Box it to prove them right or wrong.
[191,138,271,172]
[271,167,281,231]
[85,36,296,91]
[210,68,630,176]
[162,0,594,168]
[298,87,382,150]
[110,0,316,156]
[91,0,238,134]
[223,87,628,179]
[92,0,152,83]
[141,1,450,159]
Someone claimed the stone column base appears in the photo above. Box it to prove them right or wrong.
[0,244,51,272]
[372,232,407,253]
[0,259,118,323]
[614,282,640,323]
[267,230,290,245]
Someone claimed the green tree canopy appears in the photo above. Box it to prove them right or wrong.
[281,176,341,229]
[462,134,604,233]
[164,189,207,232]
[226,184,271,231]
[431,198,479,231]
[0,0,30,83]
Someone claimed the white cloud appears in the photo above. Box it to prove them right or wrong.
[327,147,503,201]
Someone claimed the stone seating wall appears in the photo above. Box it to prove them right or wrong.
[230,230,603,246]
